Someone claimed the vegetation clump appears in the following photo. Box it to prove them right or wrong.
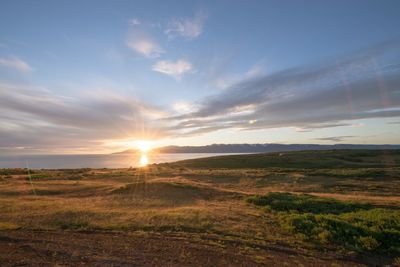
[46,210,101,230]
[279,209,400,252]
[247,192,400,253]
[246,192,370,214]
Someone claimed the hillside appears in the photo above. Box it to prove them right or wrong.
[165,149,400,169]
[115,144,400,154]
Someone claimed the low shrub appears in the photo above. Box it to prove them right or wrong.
[0,169,32,175]
[279,209,400,253]
[246,192,370,214]
[27,173,54,180]
[46,210,101,230]
[247,192,400,253]
[308,168,389,178]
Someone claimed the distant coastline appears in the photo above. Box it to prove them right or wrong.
[114,143,400,154]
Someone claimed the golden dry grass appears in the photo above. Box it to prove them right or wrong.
[1,150,399,265]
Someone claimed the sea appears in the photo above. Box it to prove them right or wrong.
[0,153,243,169]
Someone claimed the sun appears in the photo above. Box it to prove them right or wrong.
[139,154,149,167]
[136,140,152,153]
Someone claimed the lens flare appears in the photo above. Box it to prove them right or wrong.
[139,154,149,167]
[136,140,152,153]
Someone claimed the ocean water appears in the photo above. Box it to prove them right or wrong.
[0,153,242,169]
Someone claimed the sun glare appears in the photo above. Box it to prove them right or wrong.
[136,140,152,153]
[139,154,149,167]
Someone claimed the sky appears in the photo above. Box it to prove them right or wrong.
[0,0,400,154]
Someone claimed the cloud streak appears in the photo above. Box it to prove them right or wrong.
[165,12,205,39]
[126,36,164,58]
[0,57,32,72]
[0,83,166,153]
[129,18,141,26]
[152,59,193,80]
[2,38,400,152]
[314,136,356,142]
[167,39,400,135]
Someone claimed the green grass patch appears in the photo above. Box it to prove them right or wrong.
[27,173,55,180]
[25,172,84,181]
[308,168,394,178]
[279,209,400,253]
[173,150,400,169]
[246,192,371,214]
[0,169,31,175]
[247,192,400,253]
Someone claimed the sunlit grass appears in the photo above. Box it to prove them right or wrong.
[1,150,399,264]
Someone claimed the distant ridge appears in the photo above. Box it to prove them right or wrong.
[114,144,400,154]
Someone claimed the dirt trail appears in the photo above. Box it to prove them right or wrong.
[0,230,367,267]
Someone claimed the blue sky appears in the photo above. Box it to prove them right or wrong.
[0,0,400,154]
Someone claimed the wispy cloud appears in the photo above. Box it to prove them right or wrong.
[166,39,400,136]
[165,12,205,39]
[129,18,141,26]
[215,65,265,89]
[126,36,164,58]
[172,101,196,114]
[0,82,166,153]
[152,59,194,80]
[314,136,355,142]
[0,57,32,73]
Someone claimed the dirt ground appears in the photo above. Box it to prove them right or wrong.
[0,230,371,267]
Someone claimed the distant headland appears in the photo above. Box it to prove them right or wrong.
[114,143,400,154]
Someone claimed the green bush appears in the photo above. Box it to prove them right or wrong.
[279,209,400,253]
[27,173,53,180]
[246,192,370,214]
[0,169,32,175]
[247,192,400,253]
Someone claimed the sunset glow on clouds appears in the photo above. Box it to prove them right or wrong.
[0,0,399,154]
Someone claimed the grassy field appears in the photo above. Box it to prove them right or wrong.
[0,150,399,266]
